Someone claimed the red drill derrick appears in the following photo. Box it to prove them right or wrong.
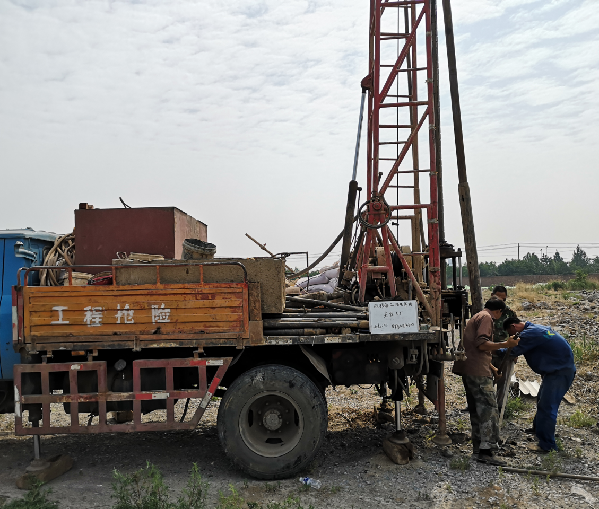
[357,0,441,326]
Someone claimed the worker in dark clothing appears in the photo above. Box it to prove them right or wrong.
[489,286,518,371]
[502,317,576,453]
[453,299,520,465]
[490,286,518,343]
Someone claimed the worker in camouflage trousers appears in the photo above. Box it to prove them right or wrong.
[453,299,520,466]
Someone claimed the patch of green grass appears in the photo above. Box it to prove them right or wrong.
[504,397,528,420]
[112,462,208,509]
[110,463,316,509]
[263,481,281,494]
[216,485,245,509]
[544,272,599,292]
[298,483,311,493]
[449,455,471,471]
[531,475,542,496]
[3,481,58,509]
[454,417,468,433]
[541,450,562,474]
[567,335,599,365]
[568,410,597,428]
[248,497,315,509]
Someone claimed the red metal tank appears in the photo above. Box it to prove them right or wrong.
[75,206,207,271]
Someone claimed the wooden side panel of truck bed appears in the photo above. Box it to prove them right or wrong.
[17,283,249,346]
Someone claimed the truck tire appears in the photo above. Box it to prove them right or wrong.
[217,364,327,480]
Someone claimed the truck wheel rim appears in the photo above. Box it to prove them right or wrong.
[239,391,304,458]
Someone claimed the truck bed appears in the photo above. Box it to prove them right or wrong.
[13,264,251,353]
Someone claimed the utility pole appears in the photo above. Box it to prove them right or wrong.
[441,0,483,314]
[518,243,520,260]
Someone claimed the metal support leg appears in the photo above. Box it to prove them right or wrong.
[395,400,402,431]
[33,435,41,461]
[26,420,50,473]
[387,400,409,445]
[432,370,452,446]
[413,388,428,415]
[382,397,412,464]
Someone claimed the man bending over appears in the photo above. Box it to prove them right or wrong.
[503,318,576,453]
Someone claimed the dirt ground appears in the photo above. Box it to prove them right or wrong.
[1,285,598,508]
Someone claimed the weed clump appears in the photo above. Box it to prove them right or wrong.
[249,498,315,509]
[504,397,528,420]
[112,462,208,509]
[544,271,599,292]
[567,335,599,365]
[111,463,316,509]
[3,480,58,509]
[216,485,245,509]
[568,410,597,428]
[449,455,471,471]
[540,450,562,474]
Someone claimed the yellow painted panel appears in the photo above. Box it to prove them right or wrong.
[23,283,248,341]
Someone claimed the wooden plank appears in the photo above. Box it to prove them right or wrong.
[29,305,243,318]
[24,283,246,296]
[248,283,262,321]
[28,295,243,309]
[31,320,245,337]
[22,282,250,343]
[29,310,243,325]
[249,320,264,345]
[32,338,240,351]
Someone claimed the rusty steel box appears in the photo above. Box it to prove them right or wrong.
[75,207,207,271]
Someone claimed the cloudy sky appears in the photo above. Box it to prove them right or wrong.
[1,0,597,268]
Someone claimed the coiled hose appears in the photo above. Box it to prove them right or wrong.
[39,232,75,286]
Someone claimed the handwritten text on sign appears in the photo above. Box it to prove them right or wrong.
[368,301,419,334]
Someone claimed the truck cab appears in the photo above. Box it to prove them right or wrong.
[0,229,57,411]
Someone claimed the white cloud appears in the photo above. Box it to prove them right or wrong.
[0,0,597,265]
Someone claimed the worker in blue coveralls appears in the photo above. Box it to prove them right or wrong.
[502,317,576,453]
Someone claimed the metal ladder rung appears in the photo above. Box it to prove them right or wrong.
[380,66,427,71]
[379,141,406,145]
[380,101,428,108]
[381,1,426,6]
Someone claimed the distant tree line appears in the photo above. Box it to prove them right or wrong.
[454,246,599,278]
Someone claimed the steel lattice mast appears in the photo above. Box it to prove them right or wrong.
[357,0,441,326]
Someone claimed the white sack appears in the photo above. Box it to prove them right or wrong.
[323,268,340,279]
[296,273,329,288]
[304,283,335,294]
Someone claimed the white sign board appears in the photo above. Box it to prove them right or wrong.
[368,300,419,334]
